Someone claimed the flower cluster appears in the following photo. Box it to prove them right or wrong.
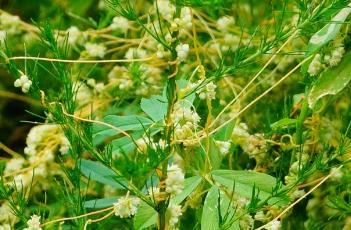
[14,75,32,93]
[172,103,201,146]
[167,203,182,229]
[85,42,106,58]
[23,215,42,230]
[192,80,217,100]
[176,43,190,62]
[113,196,141,218]
[110,16,130,33]
[165,164,184,196]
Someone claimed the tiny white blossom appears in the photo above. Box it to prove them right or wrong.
[328,46,345,67]
[215,141,231,155]
[113,196,140,218]
[110,16,130,33]
[167,203,182,227]
[85,43,106,58]
[66,26,81,45]
[5,158,26,174]
[14,75,32,93]
[125,47,147,59]
[307,54,323,76]
[23,215,42,230]
[217,16,234,31]
[265,220,281,230]
[176,43,190,62]
[195,81,217,100]
[157,0,175,21]
[180,7,192,28]
[165,164,184,196]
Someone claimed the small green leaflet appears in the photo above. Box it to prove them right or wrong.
[201,186,220,230]
[302,3,351,74]
[308,51,351,108]
[92,115,153,146]
[80,159,127,189]
[270,118,296,130]
[134,176,202,229]
[140,95,168,122]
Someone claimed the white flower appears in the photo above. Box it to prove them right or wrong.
[180,7,192,28]
[85,43,106,58]
[176,43,190,62]
[125,48,147,59]
[23,215,42,230]
[66,26,81,45]
[113,196,140,218]
[265,220,281,230]
[73,81,93,106]
[14,75,32,93]
[165,164,184,196]
[195,81,217,100]
[307,54,323,76]
[217,16,234,31]
[110,16,129,33]
[5,158,26,174]
[157,0,175,21]
[167,203,182,228]
[156,44,166,59]
[215,141,231,155]
[254,211,267,222]
[328,46,345,67]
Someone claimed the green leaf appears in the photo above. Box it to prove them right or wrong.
[92,115,153,146]
[302,3,351,73]
[83,197,119,209]
[201,186,220,230]
[134,176,202,229]
[134,201,157,230]
[270,118,296,130]
[80,159,127,189]
[307,4,351,55]
[140,95,168,122]
[308,51,351,108]
[211,170,288,206]
[214,119,236,141]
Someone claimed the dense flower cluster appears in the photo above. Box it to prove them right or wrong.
[113,196,141,218]
[165,164,184,196]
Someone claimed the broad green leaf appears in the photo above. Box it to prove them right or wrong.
[134,201,157,230]
[211,170,288,206]
[302,3,351,73]
[83,197,119,209]
[140,95,168,122]
[214,119,236,141]
[134,176,202,229]
[201,186,220,230]
[208,138,222,170]
[80,159,127,189]
[92,115,153,146]
[308,51,351,108]
[270,118,296,130]
[172,176,202,204]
